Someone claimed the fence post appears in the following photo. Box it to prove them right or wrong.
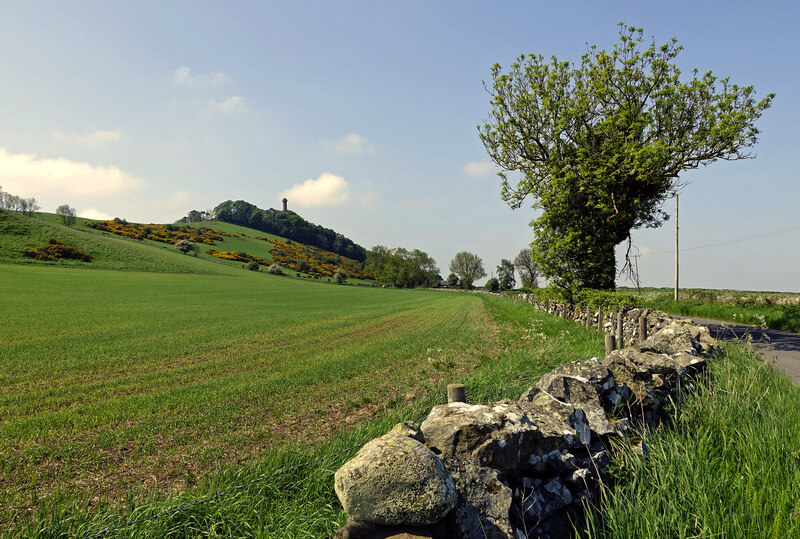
[605,335,616,357]
[616,310,624,348]
[638,316,648,344]
[585,306,591,328]
[447,384,466,404]
[597,307,604,332]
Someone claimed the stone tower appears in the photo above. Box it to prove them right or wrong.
[282,198,287,211]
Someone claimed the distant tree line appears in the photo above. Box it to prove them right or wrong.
[365,246,440,288]
[176,209,216,223]
[212,200,367,262]
[0,186,39,217]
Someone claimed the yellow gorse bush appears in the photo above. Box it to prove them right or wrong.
[266,238,373,279]
[85,220,228,245]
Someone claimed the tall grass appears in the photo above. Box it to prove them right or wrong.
[580,342,800,538]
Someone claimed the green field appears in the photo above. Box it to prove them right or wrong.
[1,212,608,535]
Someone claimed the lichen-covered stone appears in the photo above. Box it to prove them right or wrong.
[391,421,425,443]
[518,389,591,451]
[334,433,456,526]
[420,401,542,474]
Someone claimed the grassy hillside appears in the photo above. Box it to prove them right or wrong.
[0,211,229,274]
[1,212,374,283]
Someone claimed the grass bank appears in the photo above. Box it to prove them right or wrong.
[2,271,604,536]
[643,296,800,333]
[581,342,800,538]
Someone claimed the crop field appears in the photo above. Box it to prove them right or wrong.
[0,212,610,536]
[0,263,502,527]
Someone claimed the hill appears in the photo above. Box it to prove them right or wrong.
[211,199,367,262]
[0,211,374,281]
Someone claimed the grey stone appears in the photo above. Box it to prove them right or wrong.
[522,477,573,523]
[445,458,516,539]
[420,401,542,474]
[391,421,425,443]
[334,433,457,526]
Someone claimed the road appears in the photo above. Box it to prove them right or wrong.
[681,317,800,385]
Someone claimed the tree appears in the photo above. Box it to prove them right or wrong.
[513,248,539,289]
[449,251,486,290]
[447,273,460,288]
[56,204,77,227]
[174,239,198,256]
[365,245,440,288]
[485,278,500,292]
[334,267,347,284]
[480,24,774,291]
[496,259,516,291]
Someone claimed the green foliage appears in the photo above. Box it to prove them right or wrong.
[446,273,459,287]
[214,200,367,262]
[496,258,515,290]
[481,24,774,290]
[365,245,440,288]
[485,277,500,292]
[268,263,285,275]
[22,238,92,262]
[245,260,260,271]
[513,248,539,289]
[333,267,347,284]
[449,251,486,289]
[174,239,198,255]
[519,286,643,310]
[55,204,77,227]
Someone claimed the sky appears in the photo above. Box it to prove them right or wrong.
[0,1,797,292]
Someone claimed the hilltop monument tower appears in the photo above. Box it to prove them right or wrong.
[282,198,287,211]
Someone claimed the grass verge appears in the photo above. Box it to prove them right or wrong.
[580,341,800,538]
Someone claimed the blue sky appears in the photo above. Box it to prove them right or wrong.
[1,1,797,291]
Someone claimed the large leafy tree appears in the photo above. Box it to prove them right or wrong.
[496,258,516,291]
[513,248,539,289]
[480,24,773,291]
[449,251,486,290]
[365,245,440,288]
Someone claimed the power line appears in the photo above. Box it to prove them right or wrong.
[642,224,800,256]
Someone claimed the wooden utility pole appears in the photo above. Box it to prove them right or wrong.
[674,192,679,302]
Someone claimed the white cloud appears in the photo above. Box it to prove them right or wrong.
[0,148,146,197]
[281,172,350,207]
[325,133,371,153]
[172,66,231,86]
[462,160,495,178]
[211,95,246,113]
[52,130,121,146]
[79,207,114,220]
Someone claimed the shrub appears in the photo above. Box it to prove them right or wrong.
[485,278,500,292]
[175,239,198,255]
[245,260,260,271]
[22,239,92,262]
[334,268,347,284]
[268,264,285,275]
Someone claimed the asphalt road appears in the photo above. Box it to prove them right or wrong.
[681,317,800,385]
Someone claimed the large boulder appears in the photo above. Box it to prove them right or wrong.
[420,401,541,474]
[334,433,457,526]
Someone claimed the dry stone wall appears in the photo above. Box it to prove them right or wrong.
[331,299,718,539]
